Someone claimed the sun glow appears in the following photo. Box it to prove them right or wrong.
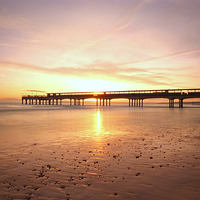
[71,79,126,92]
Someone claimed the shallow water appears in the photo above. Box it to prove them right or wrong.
[0,103,200,199]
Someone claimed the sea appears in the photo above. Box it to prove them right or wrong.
[0,102,200,199]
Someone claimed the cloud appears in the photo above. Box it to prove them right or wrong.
[119,49,200,66]
[25,90,47,93]
[0,42,20,47]
[0,35,42,44]
[1,46,199,88]
[0,13,29,29]
[0,60,171,86]
[55,1,146,67]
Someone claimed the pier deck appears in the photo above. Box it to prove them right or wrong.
[22,88,200,108]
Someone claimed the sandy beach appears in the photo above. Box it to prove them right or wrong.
[0,104,200,199]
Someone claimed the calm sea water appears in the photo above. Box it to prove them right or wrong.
[0,103,200,199]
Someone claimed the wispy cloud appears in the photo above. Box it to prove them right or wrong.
[25,90,46,93]
[0,35,42,44]
[0,60,174,87]
[1,46,199,88]
[0,14,29,29]
[119,49,200,66]
[55,1,145,67]
[0,42,21,47]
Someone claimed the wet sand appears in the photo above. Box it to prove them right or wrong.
[0,105,200,199]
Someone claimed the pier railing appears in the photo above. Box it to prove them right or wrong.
[22,88,200,97]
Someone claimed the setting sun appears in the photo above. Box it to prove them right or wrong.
[70,79,128,92]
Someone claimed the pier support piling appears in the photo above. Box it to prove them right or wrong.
[179,99,183,108]
[141,99,143,107]
[169,99,174,108]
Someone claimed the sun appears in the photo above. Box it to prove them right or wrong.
[70,79,126,92]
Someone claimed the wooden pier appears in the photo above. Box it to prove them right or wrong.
[22,88,200,108]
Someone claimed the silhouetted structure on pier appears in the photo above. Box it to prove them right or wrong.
[22,88,200,108]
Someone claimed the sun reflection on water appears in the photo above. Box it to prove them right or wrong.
[96,109,101,134]
[94,109,105,149]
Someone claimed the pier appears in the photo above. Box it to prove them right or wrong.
[22,88,200,108]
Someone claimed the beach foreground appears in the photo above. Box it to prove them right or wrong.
[0,104,200,199]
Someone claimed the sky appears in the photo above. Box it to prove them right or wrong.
[0,0,200,100]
